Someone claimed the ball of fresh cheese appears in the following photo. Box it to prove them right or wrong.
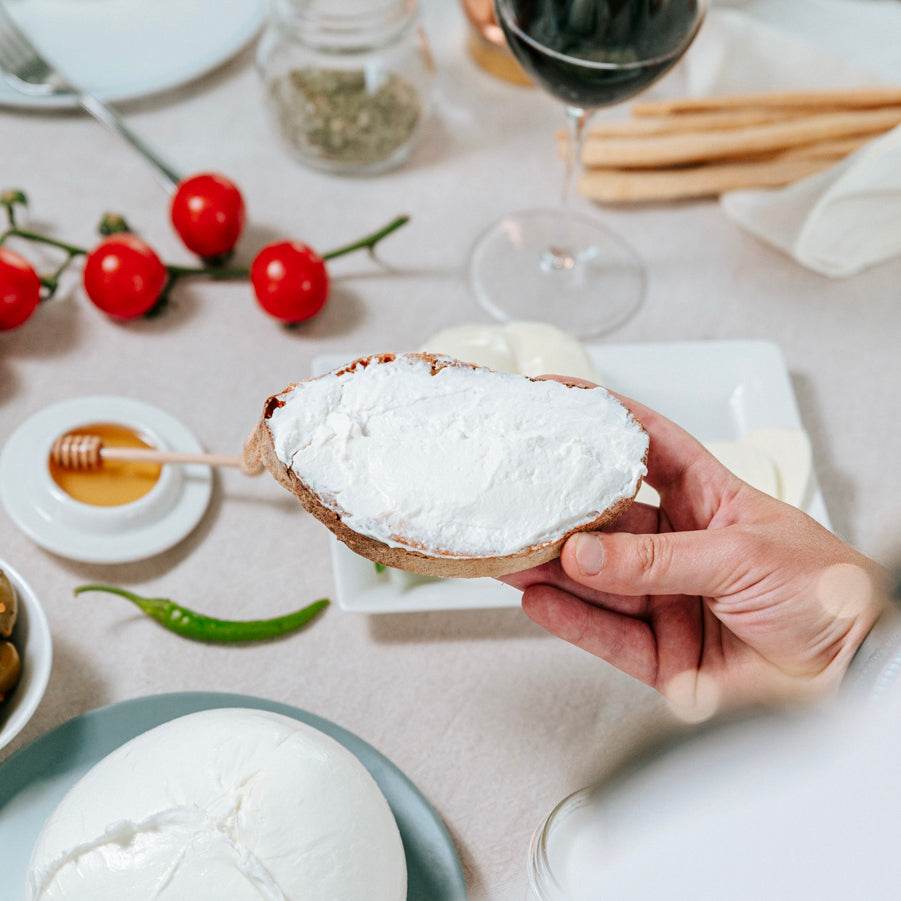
[26,709,407,901]
[419,321,602,383]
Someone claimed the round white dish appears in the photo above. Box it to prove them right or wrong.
[0,0,266,110]
[0,559,52,754]
[0,692,467,901]
[0,396,213,564]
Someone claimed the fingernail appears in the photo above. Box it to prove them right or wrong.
[573,533,605,576]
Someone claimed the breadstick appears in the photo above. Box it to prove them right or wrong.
[774,135,869,161]
[559,124,868,164]
[632,86,901,117]
[574,107,797,139]
[579,107,901,168]
[578,157,836,203]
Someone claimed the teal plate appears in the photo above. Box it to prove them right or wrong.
[0,692,468,900]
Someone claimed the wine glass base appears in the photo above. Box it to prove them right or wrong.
[469,208,646,339]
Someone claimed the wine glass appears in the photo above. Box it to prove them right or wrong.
[470,0,707,338]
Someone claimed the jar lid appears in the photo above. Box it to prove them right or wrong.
[273,0,418,49]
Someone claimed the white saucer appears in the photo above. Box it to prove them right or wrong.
[0,0,266,110]
[0,397,212,564]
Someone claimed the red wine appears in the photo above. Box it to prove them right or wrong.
[498,0,702,109]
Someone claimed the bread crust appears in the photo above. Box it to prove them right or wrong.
[244,353,647,579]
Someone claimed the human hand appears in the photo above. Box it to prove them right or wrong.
[503,394,890,717]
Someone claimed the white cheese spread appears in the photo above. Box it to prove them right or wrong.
[26,709,407,901]
[267,355,648,557]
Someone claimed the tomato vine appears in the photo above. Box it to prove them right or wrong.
[0,179,409,330]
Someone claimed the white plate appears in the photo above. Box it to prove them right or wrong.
[0,0,265,109]
[0,396,213,564]
[0,692,467,901]
[311,340,831,613]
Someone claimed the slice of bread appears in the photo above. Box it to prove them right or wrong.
[244,353,648,578]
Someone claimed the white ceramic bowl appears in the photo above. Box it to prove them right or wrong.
[0,396,212,564]
[0,559,52,753]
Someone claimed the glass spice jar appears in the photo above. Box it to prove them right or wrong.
[256,0,435,176]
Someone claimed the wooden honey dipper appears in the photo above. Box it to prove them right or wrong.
[50,434,263,476]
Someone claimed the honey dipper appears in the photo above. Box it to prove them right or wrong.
[50,434,263,476]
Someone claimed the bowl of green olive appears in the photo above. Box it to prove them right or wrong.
[0,560,52,753]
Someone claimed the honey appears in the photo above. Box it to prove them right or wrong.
[49,423,162,507]
[467,27,532,86]
[461,0,531,86]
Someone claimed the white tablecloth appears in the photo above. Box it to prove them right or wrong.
[2,3,900,898]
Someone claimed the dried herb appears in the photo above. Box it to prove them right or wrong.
[269,67,422,167]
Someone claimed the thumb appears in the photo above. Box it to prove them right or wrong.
[562,529,746,599]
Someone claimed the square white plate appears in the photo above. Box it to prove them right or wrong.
[311,340,830,613]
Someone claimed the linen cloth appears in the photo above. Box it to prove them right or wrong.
[681,3,901,277]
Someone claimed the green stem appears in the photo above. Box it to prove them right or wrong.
[0,212,410,288]
[165,213,411,279]
[40,250,80,298]
[166,263,251,279]
[321,213,410,261]
[0,227,86,257]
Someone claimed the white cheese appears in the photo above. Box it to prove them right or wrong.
[704,441,780,500]
[419,323,517,373]
[503,321,600,382]
[636,429,812,510]
[744,427,812,509]
[267,355,648,558]
[419,321,601,383]
[27,709,407,901]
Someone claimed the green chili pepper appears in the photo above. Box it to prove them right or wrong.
[74,584,328,643]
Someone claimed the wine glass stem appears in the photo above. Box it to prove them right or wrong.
[543,105,593,272]
[562,105,590,213]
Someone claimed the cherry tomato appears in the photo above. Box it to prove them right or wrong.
[250,242,329,323]
[83,234,167,319]
[170,173,245,259]
[0,247,41,331]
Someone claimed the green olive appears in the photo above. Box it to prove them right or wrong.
[0,570,16,639]
[0,641,21,699]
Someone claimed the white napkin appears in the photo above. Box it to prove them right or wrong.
[682,8,880,97]
[679,3,901,277]
[722,125,901,277]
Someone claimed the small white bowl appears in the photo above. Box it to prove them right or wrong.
[0,396,213,564]
[0,559,53,753]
